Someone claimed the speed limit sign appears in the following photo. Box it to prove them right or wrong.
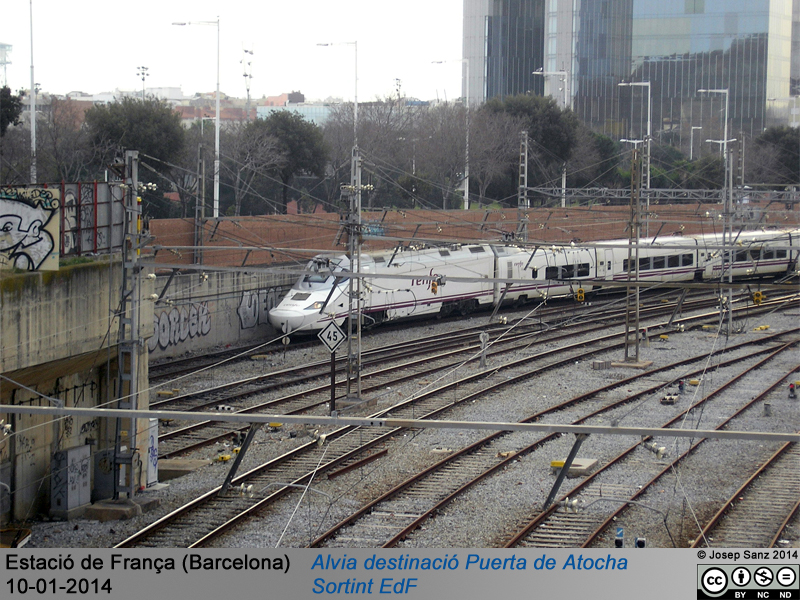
[318,321,346,353]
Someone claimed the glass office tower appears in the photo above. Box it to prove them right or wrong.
[465,0,795,147]
[464,0,546,102]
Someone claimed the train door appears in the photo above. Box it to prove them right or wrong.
[604,249,614,280]
[386,289,417,320]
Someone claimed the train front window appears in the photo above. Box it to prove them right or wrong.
[295,257,348,291]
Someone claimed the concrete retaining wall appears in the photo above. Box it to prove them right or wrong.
[147,269,295,360]
[1,258,152,523]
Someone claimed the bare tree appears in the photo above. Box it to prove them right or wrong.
[221,119,286,216]
[322,103,356,208]
[414,103,467,210]
[470,108,525,206]
[38,97,100,183]
[0,123,29,185]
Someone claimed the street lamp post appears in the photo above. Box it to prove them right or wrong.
[433,59,470,210]
[698,89,729,162]
[690,126,702,161]
[29,0,36,184]
[702,87,735,335]
[173,18,220,218]
[136,66,149,101]
[318,41,362,403]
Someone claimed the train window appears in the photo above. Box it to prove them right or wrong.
[507,263,514,279]
[439,250,451,257]
[531,268,538,279]
[762,249,774,259]
[639,257,651,271]
[682,254,694,266]
[776,249,787,258]
[374,256,386,263]
[653,256,665,269]
[577,263,590,277]
[749,249,760,261]
[545,266,559,279]
[468,246,486,253]
[668,255,680,267]
[292,293,311,301]
[735,250,749,262]
[623,259,630,271]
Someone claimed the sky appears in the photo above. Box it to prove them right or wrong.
[2,0,464,104]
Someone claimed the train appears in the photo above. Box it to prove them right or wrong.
[267,228,800,334]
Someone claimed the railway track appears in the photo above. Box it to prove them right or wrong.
[154,294,791,458]
[116,298,798,547]
[691,442,800,548]
[306,339,798,548]
[500,362,799,549]
[146,286,752,382]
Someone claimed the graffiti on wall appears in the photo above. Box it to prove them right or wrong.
[238,287,281,329]
[148,302,212,351]
[0,187,60,271]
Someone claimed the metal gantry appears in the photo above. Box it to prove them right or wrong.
[522,187,799,206]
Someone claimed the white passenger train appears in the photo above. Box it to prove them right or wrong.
[267,229,799,334]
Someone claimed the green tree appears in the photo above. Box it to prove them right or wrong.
[752,126,800,186]
[685,155,725,189]
[1,86,25,137]
[38,97,99,182]
[220,119,286,216]
[259,110,327,213]
[85,97,185,218]
[484,94,579,186]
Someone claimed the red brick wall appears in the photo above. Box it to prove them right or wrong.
[148,202,798,268]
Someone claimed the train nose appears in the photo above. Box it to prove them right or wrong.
[267,308,307,333]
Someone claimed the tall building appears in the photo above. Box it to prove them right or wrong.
[464,0,796,149]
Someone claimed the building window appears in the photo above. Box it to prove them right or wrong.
[685,0,704,14]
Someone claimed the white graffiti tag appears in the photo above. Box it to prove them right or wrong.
[0,194,58,270]
[237,288,280,329]
[148,302,211,351]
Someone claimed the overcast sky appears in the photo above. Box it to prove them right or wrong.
[2,0,464,103]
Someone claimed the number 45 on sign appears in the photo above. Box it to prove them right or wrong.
[318,321,346,353]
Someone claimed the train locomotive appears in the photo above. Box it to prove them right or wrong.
[267,228,799,334]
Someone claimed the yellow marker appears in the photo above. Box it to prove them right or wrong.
[659,334,669,340]
[216,454,232,462]
[689,379,701,386]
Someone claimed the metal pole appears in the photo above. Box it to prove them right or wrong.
[690,126,702,161]
[645,82,651,237]
[330,352,336,414]
[29,0,36,184]
[464,58,470,210]
[213,17,220,219]
[354,42,358,147]
[543,434,589,510]
[723,90,729,170]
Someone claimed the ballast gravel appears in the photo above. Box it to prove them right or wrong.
[21,302,800,549]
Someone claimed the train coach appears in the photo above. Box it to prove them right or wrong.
[267,228,799,334]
